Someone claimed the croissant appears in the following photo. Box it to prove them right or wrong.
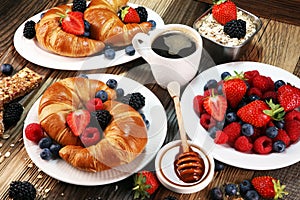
[84,0,152,46]
[59,100,148,172]
[35,5,105,57]
[38,77,116,146]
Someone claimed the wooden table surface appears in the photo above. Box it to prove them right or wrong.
[0,0,299,199]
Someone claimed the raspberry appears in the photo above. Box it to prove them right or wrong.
[193,95,204,115]
[72,0,86,13]
[121,92,145,110]
[273,129,290,147]
[284,120,300,143]
[135,6,148,22]
[85,98,103,112]
[9,181,36,200]
[80,127,101,147]
[223,122,241,144]
[247,87,262,99]
[250,127,263,141]
[234,136,253,152]
[253,136,273,154]
[252,75,273,93]
[244,70,259,86]
[214,130,228,144]
[224,19,246,39]
[3,102,24,128]
[200,113,216,130]
[23,20,36,39]
[262,91,277,103]
[285,110,300,122]
[25,123,45,144]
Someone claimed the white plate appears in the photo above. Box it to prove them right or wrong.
[14,3,164,70]
[23,74,167,185]
[181,61,300,170]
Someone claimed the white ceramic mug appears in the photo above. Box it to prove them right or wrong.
[132,24,203,88]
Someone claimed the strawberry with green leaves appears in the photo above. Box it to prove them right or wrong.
[60,11,85,35]
[133,171,160,199]
[237,100,285,127]
[277,84,300,112]
[203,92,227,121]
[120,6,140,23]
[252,176,288,199]
[66,109,90,136]
[212,0,237,25]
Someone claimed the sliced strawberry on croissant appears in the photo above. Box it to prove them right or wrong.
[61,11,85,35]
[66,110,90,136]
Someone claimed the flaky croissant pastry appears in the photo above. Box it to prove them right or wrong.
[85,0,152,46]
[35,5,105,57]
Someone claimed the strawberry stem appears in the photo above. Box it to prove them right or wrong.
[263,99,285,121]
[224,71,245,81]
[272,179,288,199]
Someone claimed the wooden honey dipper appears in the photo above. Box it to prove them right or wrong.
[167,81,205,183]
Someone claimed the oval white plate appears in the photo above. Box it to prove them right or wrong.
[14,3,164,70]
[181,61,300,170]
[23,74,167,185]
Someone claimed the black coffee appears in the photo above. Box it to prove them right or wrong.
[151,31,197,59]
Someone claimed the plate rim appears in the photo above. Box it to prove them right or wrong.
[23,74,168,185]
[181,61,300,170]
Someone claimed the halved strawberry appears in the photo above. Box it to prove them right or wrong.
[66,109,90,136]
[203,93,227,121]
[277,84,300,112]
[120,6,140,23]
[61,11,84,35]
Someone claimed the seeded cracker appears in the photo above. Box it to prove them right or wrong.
[0,67,42,137]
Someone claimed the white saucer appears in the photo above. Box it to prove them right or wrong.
[155,140,214,194]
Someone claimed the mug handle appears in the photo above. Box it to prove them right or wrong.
[132,32,152,62]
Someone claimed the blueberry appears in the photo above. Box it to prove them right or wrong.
[148,20,156,30]
[210,187,223,200]
[78,74,88,79]
[226,112,237,123]
[244,190,260,200]
[214,160,225,171]
[40,148,52,160]
[266,126,278,138]
[104,48,115,59]
[106,79,118,89]
[241,123,254,136]
[1,64,14,76]
[49,143,61,158]
[38,137,52,149]
[204,79,218,90]
[274,120,285,129]
[84,20,90,31]
[239,180,253,194]
[224,183,238,196]
[274,80,285,91]
[116,88,124,98]
[40,12,45,19]
[273,140,286,153]
[95,90,108,102]
[83,31,90,37]
[125,45,135,56]
[221,71,231,80]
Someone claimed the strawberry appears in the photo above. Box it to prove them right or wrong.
[25,123,45,143]
[277,84,300,112]
[285,120,300,143]
[193,95,205,115]
[120,6,140,23]
[251,176,288,199]
[133,171,160,199]
[85,98,103,112]
[212,0,237,25]
[203,94,227,121]
[237,100,285,127]
[61,11,84,35]
[222,73,247,108]
[66,109,90,136]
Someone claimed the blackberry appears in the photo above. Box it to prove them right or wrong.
[224,19,246,39]
[135,6,148,22]
[121,92,145,110]
[23,20,36,39]
[72,0,87,13]
[3,102,24,128]
[91,110,112,130]
[9,181,36,200]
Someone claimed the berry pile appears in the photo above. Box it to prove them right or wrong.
[9,181,36,200]
[23,20,36,39]
[3,102,24,128]
[210,175,288,200]
[193,70,300,154]
[224,19,246,39]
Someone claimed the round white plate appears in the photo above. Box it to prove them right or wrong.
[14,3,164,70]
[181,61,300,170]
[23,74,167,185]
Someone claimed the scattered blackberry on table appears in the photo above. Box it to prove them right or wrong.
[224,19,246,39]
[9,181,36,200]
[135,6,148,22]
[1,63,14,76]
[3,102,24,128]
[23,20,36,39]
[91,110,112,130]
[72,0,86,13]
[121,92,145,110]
